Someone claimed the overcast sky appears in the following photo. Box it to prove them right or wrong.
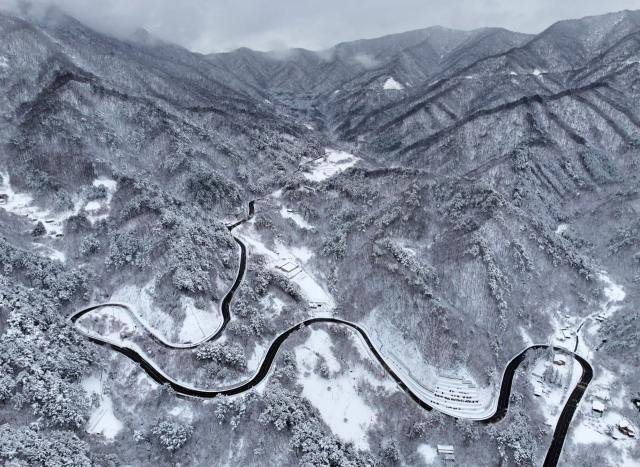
[7,0,640,53]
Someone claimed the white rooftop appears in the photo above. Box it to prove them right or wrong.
[592,400,605,412]
[278,262,299,273]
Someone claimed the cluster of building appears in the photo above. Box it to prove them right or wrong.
[589,395,636,439]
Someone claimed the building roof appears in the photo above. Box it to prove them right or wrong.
[592,400,605,412]
[437,445,454,454]
[554,354,566,362]
[279,262,299,273]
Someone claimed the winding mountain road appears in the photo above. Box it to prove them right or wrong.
[70,200,593,467]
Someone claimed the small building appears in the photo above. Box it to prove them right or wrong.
[437,445,454,455]
[592,400,605,417]
[533,383,543,397]
[275,258,302,279]
[619,420,635,437]
[278,262,299,273]
[553,354,566,366]
[0,193,8,204]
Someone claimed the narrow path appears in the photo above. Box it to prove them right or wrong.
[70,200,593,467]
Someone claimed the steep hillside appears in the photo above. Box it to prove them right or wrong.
[0,7,638,467]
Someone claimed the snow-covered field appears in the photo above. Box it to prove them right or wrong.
[108,284,223,346]
[0,171,75,236]
[295,328,396,450]
[302,149,359,182]
[77,305,143,342]
[279,205,313,229]
[178,296,222,343]
[110,283,179,342]
[82,375,123,440]
[246,342,266,372]
[85,178,117,224]
[383,77,404,90]
[417,444,437,464]
[0,174,118,262]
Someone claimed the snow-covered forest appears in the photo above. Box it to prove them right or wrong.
[0,5,639,467]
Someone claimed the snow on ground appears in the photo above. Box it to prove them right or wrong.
[304,329,341,372]
[247,342,266,372]
[168,405,194,424]
[85,201,101,211]
[572,409,637,448]
[279,205,313,229]
[77,305,143,342]
[295,328,377,450]
[302,149,359,182]
[519,326,534,347]
[110,283,177,343]
[570,362,638,462]
[261,293,286,317]
[533,69,542,76]
[347,331,400,392]
[293,272,332,304]
[363,306,440,389]
[235,224,333,309]
[178,296,222,343]
[571,417,614,444]
[417,444,437,464]
[555,223,568,235]
[82,376,123,440]
[0,173,117,235]
[383,77,404,90]
[289,245,313,263]
[528,356,580,427]
[85,178,117,224]
[0,56,8,68]
[599,272,625,303]
[32,242,66,263]
[0,171,74,236]
[240,234,279,260]
[398,243,416,257]
[576,273,625,354]
[304,123,314,130]
[548,307,578,350]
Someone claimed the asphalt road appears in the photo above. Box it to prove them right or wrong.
[70,200,593,467]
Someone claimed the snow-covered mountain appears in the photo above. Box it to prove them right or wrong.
[0,6,638,467]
